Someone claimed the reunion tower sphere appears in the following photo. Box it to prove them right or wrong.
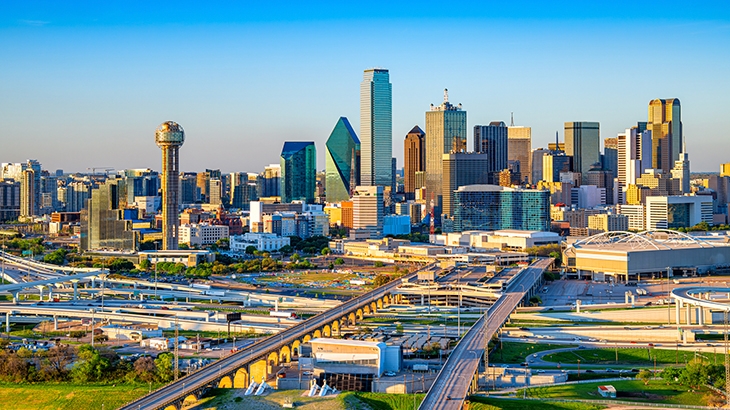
[155,121,185,147]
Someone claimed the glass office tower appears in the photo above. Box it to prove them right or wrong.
[360,69,392,187]
[326,117,360,203]
[280,141,316,203]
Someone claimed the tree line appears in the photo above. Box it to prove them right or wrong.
[0,340,174,385]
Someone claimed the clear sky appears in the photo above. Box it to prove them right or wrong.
[1,1,729,174]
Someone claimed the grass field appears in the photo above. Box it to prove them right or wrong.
[344,392,425,410]
[522,380,714,406]
[0,383,157,410]
[542,347,724,366]
[469,396,604,410]
[490,342,577,364]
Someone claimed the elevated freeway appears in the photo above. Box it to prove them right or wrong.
[120,266,429,410]
[418,258,553,410]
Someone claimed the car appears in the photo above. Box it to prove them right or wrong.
[383,371,396,377]
[535,369,545,374]
[533,354,538,357]
[585,370,595,373]
[606,368,615,372]
[578,346,586,350]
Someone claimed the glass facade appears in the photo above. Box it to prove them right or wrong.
[360,69,392,187]
[425,95,467,216]
[280,141,316,203]
[564,122,600,183]
[453,186,550,232]
[326,117,360,202]
[473,122,508,184]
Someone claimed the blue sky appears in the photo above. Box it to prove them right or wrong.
[1,2,729,173]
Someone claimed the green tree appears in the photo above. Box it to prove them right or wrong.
[139,259,151,271]
[374,261,384,268]
[334,258,345,265]
[245,245,257,255]
[636,369,652,385]
[528,296,542,306]
[321,247,331,256]
[155,352,174,382]
[72,345,110,382]
[373,274,391,287]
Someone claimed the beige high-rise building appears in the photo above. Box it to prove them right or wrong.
[352,186,383,238]
[425,89,466,215]
[648,98,682,172]
[508,126,532,184]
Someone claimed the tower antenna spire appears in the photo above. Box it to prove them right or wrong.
[510,112,514,127]
[555,131,559,149]
[444,88,449,103]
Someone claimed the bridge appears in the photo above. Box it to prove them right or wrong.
[119,265,431,410]
[418,258,552,410]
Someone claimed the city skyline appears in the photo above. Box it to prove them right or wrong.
[1,3,729,173]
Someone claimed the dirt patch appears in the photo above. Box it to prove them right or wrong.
[617,391,666,401]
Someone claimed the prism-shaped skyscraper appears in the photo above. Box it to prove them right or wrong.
[325,117,360,203]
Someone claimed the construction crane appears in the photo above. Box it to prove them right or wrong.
[87,167,114,175]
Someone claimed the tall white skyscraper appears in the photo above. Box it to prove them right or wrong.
[617,127,652,204]
[360,69,392,187]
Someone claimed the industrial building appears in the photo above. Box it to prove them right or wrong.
[563,230,730,281]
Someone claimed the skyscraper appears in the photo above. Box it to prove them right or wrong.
[453,185,550,232]
[474,122,508,185]
[671,148,690,194]
[425,89,467,215]
[259,164,281,198]
[20,168,35,219]
[564,122,600,182]
[508,126,532,184]
[155,121,185,251]
[442,152,490,217]
[280,141,316,203]
[325,117,360,203]
[617,127,652,204]
[0,180,20,222]
[360,68,392,187]
[648,98,682,172]
[352,185,384,238]
[403,125,425,200]
[80,179,137,252]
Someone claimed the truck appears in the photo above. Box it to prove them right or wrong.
[412,364,429,372]
[202,290,225,297]
[270,311,297,319]
[191,283,211,290]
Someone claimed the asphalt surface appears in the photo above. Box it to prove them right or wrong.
[118,267,428,410]
[418,258,552,410]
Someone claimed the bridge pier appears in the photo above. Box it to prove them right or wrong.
[70,280,79,300]
[675,300,681,325]
[12,292,19,305]
[685,303,692,325]
[5,312,9,333]
[53,315,58,331]
[47,287,53,302]
[35,285,44,302]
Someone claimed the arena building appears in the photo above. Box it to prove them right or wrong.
[563,230,730,281]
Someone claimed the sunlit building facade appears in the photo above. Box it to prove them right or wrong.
[453,185,550,232]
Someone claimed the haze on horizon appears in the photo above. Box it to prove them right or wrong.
[1,2,729,174]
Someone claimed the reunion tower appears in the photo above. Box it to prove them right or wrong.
[155,121,185,250]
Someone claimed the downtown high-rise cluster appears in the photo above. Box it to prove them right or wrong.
[1,68,729,254]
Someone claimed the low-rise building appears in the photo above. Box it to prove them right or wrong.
[230,232,290,252]
[178,223,229,247]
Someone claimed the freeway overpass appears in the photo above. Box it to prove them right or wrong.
[418,258,553,410]
[119,265,430,410]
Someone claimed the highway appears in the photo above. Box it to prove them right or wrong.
[119,267,426,410]
[418,258,552,410]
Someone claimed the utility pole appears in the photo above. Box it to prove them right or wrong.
[174,315,179,381]
[724,310,729,408]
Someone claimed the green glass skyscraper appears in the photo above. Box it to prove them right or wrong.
[280,141,316,203]
[326,117,360,203]
[360,68,392,187]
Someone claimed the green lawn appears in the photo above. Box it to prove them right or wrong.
[490,342,577,364]
[344,392,425,410]
[469,396,604,410]
[522,380,714,406]
[0,383,156,410]
[542,347,723,366]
